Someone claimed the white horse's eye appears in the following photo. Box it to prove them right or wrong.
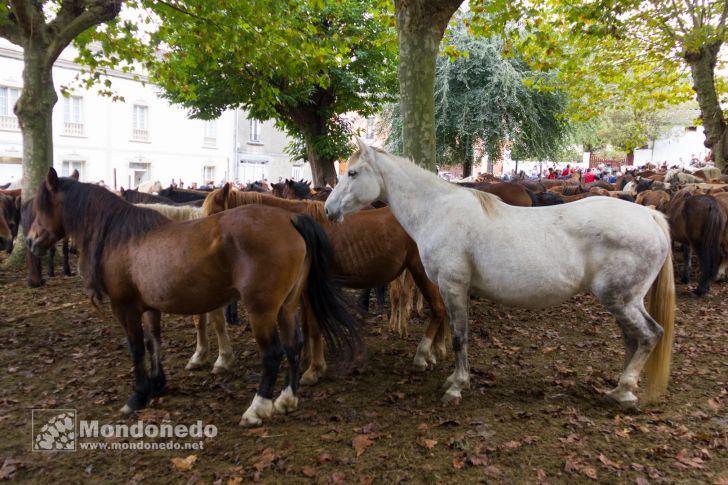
[348,170,357,178]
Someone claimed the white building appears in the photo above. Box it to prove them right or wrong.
[633,125,710,167]
[0,39,310,189]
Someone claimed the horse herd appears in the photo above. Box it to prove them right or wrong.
[1,139,724,426]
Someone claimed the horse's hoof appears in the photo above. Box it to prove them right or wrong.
[605,388,638,410]
[300,369,321,386]
[240,395,272,426]
[273,387,299,414]
[185,359,204,371]
[441,389,462,405]
[412,359,428,372]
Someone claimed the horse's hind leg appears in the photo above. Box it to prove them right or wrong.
[112,304,151,414]
[300,299,326,386]
[603,301,663,409]
[186,313,209,370]
[274,306,304,414]
[409,260,448,369]
[681,245,691,284]
[225,300,240,326]
[142,310,166,397]
[439,280,471,404]
[62,239,73,276]
[210,307,234,374]
[47,245,56,277]
[240,310,283,427]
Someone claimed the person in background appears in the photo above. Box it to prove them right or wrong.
[561,164,572,177]
[546,167,557,180]
[583,168,596,184]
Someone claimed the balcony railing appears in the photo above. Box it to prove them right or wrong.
[0,115,19,131]
[132,128,150,141]
[63,121,85,136]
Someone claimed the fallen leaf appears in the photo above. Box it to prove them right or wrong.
[598,453,621,470]
[582,466,598,480]
[302,465,316,477]
[331,471,346,484]
[171,455,197,472]
[317,453,333,464]
[352,434,374,457]
[467,453,488,466]
[227,478,243,485]
[253,447,280,472]
[675,449,705,469]
[635,477,650,485]
[484,465,502,478]
[417,437,438,450]
[452,454,465,470]
[713,477,728,485]
[502,440,521,450]
[359,475,374,485]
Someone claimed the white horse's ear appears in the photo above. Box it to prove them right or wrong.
[355,136,370,156]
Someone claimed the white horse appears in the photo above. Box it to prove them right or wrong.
[325,139,675,409]
[135,203,233,373]
[136,180,163,194]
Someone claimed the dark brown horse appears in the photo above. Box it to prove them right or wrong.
[28,168,361,426]
[0,192,20,253]
[202,185,449,384]
[21,199,74,287]
[666,187,726,296]
[120,187,203,207]
[157,186,210,203]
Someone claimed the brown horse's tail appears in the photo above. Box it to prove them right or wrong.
[685,195,725,296]
[644,212,676,402]
[291,214,364,361]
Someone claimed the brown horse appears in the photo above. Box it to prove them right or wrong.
[457,182,533,207]
[713,192,728,280]
[28,168,361,426]
[0,192,20,253]
[635,190,671,212]
[202,185,449,384]
[666,187,726,295]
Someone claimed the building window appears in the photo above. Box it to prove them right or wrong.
[0,86,20,131]
[239,159,268,183]
[203,165,216,183]
[62,95,84,136]
[62,160,84,180]
[291,164,303,180]
[132,105,149,141]
[365,117,375,140]
[249,119,261,143]
[129,161,151,188]
[203,120,217,146]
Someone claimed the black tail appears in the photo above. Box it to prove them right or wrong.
[525,188,539,207]
[291,214,363,360]
[686,196,725,296]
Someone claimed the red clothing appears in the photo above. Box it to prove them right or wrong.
[546,172,557,180]
[583,172,596,183]
[561,168,571,177]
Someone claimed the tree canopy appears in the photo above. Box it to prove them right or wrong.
[386,18,570,175]
[74,0,399,185]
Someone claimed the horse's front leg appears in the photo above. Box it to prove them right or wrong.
[439,280,471,404]
[185,313,209,370]
[142,310,166,397]
[240,311,282,427]
[62,239,74,276]
[112,304,151,415]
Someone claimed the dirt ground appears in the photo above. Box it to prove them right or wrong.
[0,250,726,484]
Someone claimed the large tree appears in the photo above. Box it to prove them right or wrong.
[472,0,728,169]
[75,0,398,187]
[386,20,570,176]
[394,0,463,170]
[0,0,123,199]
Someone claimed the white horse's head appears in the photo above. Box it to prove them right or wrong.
[325,138,384,223]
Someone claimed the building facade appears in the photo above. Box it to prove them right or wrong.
[0,39,309,189]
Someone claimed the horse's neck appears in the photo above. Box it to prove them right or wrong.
[373,153,455,240]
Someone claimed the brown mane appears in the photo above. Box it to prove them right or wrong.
[204,189,329,223]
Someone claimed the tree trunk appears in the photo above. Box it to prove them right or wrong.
[395,0,462,171]
[462,135,472,178]
[685,41,727,170]
[6,47,57,267]
[17,47,57,198]
[305,139,338,187]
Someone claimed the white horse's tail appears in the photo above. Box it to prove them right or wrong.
[644,212,676,401]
